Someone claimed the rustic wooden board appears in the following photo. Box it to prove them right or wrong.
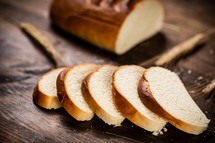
[0,0,215,142]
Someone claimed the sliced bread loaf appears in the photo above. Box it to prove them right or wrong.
[138,67,210,135]
[82,65,125,126]
[57,63,99,121]
[50,0,164,55]
[112,65,166,131]
[33,67,64,109]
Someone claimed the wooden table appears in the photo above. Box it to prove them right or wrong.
[0,0,215,142]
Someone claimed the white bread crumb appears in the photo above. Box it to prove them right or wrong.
[188,70,192,74]
[152,130,163,136]
[197,76,204,80]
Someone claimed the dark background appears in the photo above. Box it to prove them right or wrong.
[0,0,215,142]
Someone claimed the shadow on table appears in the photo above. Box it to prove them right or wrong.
[50,24,167,66]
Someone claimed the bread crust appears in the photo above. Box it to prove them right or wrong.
[50,0,161,54]
[57,66,95,121]
[33,68,64,109]
[138,70,208,135]
[112,66,166,131]
[33,85,61,109]
[81,65,124,126]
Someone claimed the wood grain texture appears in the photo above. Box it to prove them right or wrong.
[0,0,215,142]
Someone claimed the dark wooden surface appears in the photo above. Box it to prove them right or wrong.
[0,0,215,142]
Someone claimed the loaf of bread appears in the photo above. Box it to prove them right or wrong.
[112,65,166,132]
[56,64,99,121]
[138,67,210,135]
[82,65,125,126]
[33,68,64,109]
[50,0,164,55]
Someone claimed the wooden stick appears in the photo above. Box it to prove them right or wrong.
[20,22,67,67]
[203,79,215,94]
[139,28,215,67]
[155,33,204,66]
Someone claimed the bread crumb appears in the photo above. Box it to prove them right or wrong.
[160,131,163,135]
[152,130,163,136]
[209,49,214,55]
[195,76,204,83]
[188,70,192,74]
[163,128,168,132]
[205,111,208,114]
[152,131,159,136]
[175,68,184,75]
[197,76,203,80]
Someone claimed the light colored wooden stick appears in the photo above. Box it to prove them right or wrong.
[139,28,215,67]
[20,22,67,67]
[155,33,204,66]
[203,79,215,94]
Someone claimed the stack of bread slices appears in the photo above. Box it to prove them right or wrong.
[33,63,210,135]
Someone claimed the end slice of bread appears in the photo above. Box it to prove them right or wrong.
[82,65,125,126]
[138,67,210,135]
[33,68,64,109]
[113,65,166,131]
[57,64,99,121]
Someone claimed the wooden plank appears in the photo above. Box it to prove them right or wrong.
[0,0,215,142]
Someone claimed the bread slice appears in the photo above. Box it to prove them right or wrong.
[33,68,64,109]
[50,0,164,55]
[138,67,210,135]
[112,65,166,131]
[82,65,125,126]
[57,63,99,121]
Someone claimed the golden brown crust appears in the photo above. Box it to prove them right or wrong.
[56,67,71,102]
[112,66,166,131]
[33,85,53,109]
[112,86,138,118]
[138,71,208,135]
[81,64,124,125]
[33,87,60,110]
[50,0,144,53]
[138,76,178,122]
[33,68,64,109]
[57,66,95,121]
[112,86,165,131]
[50,0,140,27]
[81,74,104,117]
